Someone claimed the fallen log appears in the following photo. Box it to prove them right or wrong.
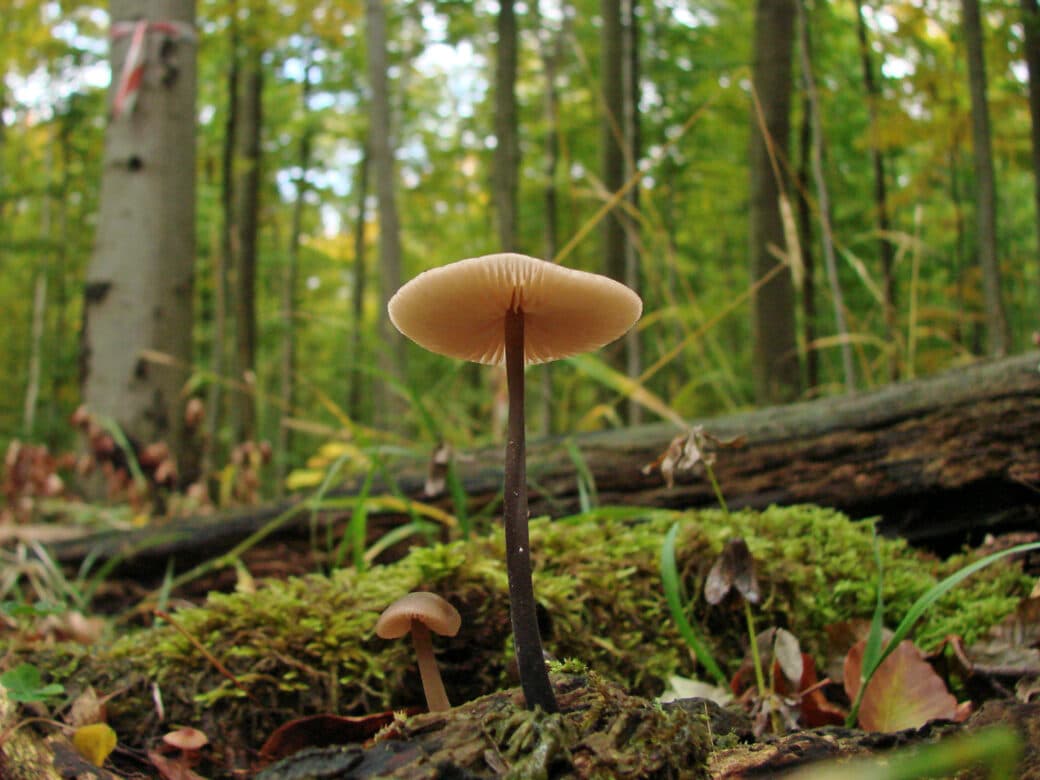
[47,351,1040,568]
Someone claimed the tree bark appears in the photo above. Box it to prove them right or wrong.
[535,0,566,435]
[601,0,625,285]
[797,0,855,391]
[621,0,642,424]
[205,3,238,472]
[494,0,519,252]
[231,46,262,443]
[749,0,800,403]
[277,55,315,494]
[1021,0,1040,286]
[81,0,197,472]
[366,0,405,425]
[962,0,1010,356]
[348,145,371,422]
[854,0,897,379]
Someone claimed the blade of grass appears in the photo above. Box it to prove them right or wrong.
[661,522,727,688]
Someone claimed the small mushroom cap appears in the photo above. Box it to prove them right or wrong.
[375,592,462,639]
[388,253,642,365]
[162,726,209,752]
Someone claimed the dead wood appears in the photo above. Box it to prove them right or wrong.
[46,351,1040,569]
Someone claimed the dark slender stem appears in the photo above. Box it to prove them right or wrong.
[503,307,559,713]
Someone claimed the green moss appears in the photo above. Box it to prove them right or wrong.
[28,505,1031,764]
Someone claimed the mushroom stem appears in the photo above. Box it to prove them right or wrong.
[503,306,559,713]
[410,620,451,712]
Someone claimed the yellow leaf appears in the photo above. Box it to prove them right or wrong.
[72,722,117,767]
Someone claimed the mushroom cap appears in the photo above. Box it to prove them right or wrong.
[375,592,462,639]
[388,253,643,365]
[162,726,209,752]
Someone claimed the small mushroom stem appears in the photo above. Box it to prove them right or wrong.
[410,620,451,712]
[503,306,559,713]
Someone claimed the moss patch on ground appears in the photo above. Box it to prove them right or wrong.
[19,505,1032,770]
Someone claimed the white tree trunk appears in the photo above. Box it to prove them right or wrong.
[82,0,197,468]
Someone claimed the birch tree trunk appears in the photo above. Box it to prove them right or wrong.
[962,0,1010,356]
[82,0,197,472]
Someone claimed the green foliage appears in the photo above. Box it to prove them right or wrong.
[40,505,1025,748]
[1,1,1038,479]
[0,663,64,704]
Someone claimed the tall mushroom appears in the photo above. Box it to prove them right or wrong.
[376,591,462,712]
[389,252,642,712]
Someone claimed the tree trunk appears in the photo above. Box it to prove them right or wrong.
[81,0,197,472]
[962,0,1010,356]
[796,92,818,390]
[621,0,642,424]
[277,56,315,494]
[749,0,800,403]
[854,0,897,379]
[1021,0,1040,286]
[494,0,519,252]
[231,47,262,443]
[601,0,626,289]
[797,0,855,391]
[536,0,566,435]
[366,0,405,425]
[205,4,238,472]
[348,145,371,422]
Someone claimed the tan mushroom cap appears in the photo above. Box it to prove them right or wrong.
[375,591,462,639]
[162,727,209,752]
[388,253,643,365]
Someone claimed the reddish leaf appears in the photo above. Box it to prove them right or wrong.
[257,710,402,766]
[845,639,969,732]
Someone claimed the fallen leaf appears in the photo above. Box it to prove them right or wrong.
[72,722,117,767]
[845,639,969,732]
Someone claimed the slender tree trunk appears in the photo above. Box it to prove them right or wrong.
[82,0,197,471]
[277,57,315,494]
[797,0,855,391]
[749,0,800,403]
[621,0,642,423]
[231,47,262,442]
[796,92,818,390]
[536,0,566,435]
[24,274,47,436]
[366,0,405,425]
[494,0,519,252]
[348,145,371,422]
[854,0,897,379]
[1021,0,1040,290]
[205,5,238,471]
[962,0,1010,355]
[601,0,625,286]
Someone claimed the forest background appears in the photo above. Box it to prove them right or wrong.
[1,0,1038,506]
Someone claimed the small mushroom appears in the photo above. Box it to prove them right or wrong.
[160,726,208,766]
[389,253,641,712]
[376,592,462,712]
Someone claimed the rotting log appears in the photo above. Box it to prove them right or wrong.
[47,352,1040,569]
